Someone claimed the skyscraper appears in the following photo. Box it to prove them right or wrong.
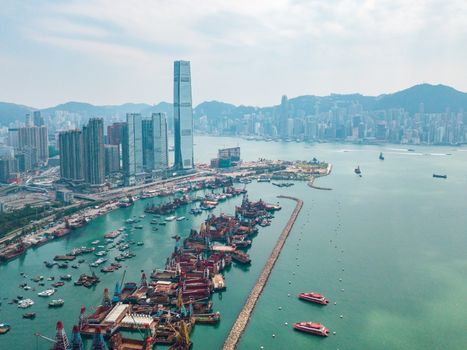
[173,60,194,170]
[83,118,105,185]
[107,122,125,145]
[122,113,143,185]
[104,145,120,175]
[59,130,84,182]
[142,113,169,172]
[33,111,45,127]
[279,95,289,139]
[152,113,169,170]
[17,125,48,166]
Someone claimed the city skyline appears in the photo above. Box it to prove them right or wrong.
[1,1,466,108]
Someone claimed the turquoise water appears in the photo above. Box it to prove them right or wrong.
[1,137,467,349]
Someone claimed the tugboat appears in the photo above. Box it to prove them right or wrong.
[293,322,329,337]
[298,292,329,305]
[0,323,11,334]
[379,152,384,160]
[22,312,36,319]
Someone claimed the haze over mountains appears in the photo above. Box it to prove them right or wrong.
[1,84,466,127]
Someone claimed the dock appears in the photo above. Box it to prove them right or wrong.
[222,196,303,350]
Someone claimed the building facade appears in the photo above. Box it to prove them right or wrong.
[58,130,84,182]
[83,118,105,185]
[173,60,194,170]
[122,113,143,185]
[104,144,120,175]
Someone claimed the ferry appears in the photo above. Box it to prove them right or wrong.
[293,322,329,337]
[298,292,329,305]
[38,288,55,297]
[18,299,34,308]
[0,323,11,334]
[165,216,177,221]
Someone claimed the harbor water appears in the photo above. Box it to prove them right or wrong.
[1,137,467,350]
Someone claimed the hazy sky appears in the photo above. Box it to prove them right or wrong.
[1,0,466,108]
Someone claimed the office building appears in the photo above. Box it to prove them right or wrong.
[59,130,84,182]
[142,113,169,172]
[173,60,194,170]
[122,113,143,185]
[83,118,105,185]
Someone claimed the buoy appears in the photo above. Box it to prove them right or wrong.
[342,268,344,271]
[284,322,288,325]
[260,346,264,349]
[340,315,343,318]
[288,281,291,284]
[278,306,282,310]
[287,293,291,297]
[341,288,344,292]
[334,302,337,305]
[339,278,342,282]
[333,331,336,335]
[272,334,276,338]
[292,272,295,275]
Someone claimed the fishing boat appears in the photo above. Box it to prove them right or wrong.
[38,288,55,297]
[379,152,384,160]
[48,299,64,308]
[0,323,11,334]
[293,322,329,336]
[298,292,329,305]
[60,274,72,281]
[52,281,65,288]
[22,312,36,319]
[17,299,34,308]
[231,251,251,264]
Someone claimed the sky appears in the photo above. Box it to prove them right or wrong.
[0,0,466,108]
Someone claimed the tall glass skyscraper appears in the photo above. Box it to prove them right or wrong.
[173,60,194,170]
[83,118,105,185]
[122,113,143,185]
[152,113,168,170]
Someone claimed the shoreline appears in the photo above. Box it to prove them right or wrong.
[222,195,303,350]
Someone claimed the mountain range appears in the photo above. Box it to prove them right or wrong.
[0,84,466,127]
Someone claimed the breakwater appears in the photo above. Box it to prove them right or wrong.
[307,176,332,191]
[222,195,303,350]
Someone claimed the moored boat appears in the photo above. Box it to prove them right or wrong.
[22,312,36,319]
[0,323,11,334]
[194,312,220,324]
[38,288,55,297]
[17,298,34,308]
[48,299,64,308]
[293,322,329,336]
[298,292,329,305]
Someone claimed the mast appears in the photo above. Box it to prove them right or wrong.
[51,321,69,350]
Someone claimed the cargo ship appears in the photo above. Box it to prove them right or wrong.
[293,322,329,336]
[231,250,251,264]
[298,292,329,305]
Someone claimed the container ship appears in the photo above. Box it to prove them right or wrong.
[298,292,329,305]
[293,322,329,336]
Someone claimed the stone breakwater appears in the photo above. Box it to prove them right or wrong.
[222,196,303,350]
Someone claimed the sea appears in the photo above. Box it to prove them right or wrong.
[0,136,466,350]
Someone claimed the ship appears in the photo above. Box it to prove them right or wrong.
[22,312,36,319]
[17,298,34,308]
[231,250,251,264]
[194,312,221,324]
[354,166,361,175]
[293,322,329,336]
[165,216,177,221]
[48,299,64,308]
[0,323,11,334]
[433,174,447,179]
[0,241,28,262]
[379,152,384,160]
[38,288,56,297]
[298,292,329,305]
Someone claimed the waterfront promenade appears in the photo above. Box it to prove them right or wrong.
[222,195,303,350]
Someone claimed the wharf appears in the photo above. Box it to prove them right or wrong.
[222,196,303,350]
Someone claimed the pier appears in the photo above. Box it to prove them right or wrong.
[222,195,303,350]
